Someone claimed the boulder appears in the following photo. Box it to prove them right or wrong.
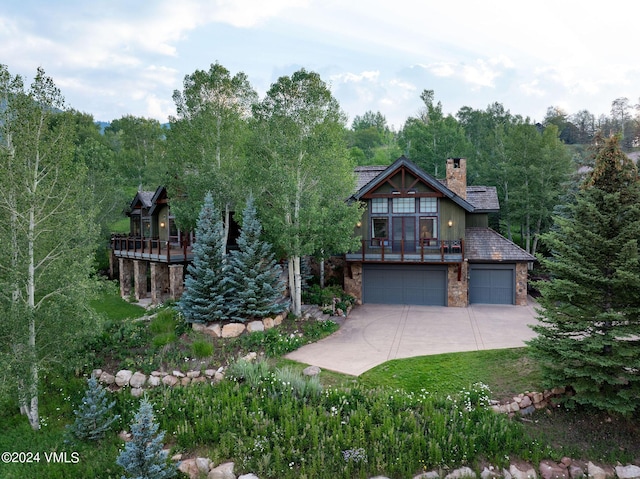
[173,370,186,378]
[204,323,222,338]
[213,371,225,383]
[273,313,285,325]
[162,375,179,387]
[519,395,532,408]
[480,466,502,479]
[207,461,235,479]
[445,467,476,479]
[192,322,207,332]
[262,317,275,329]
[187,370,201,378]
[115,370,133,387]
[204,369,216,377]
[568,460,587,479]
[196,457,212,473]
[178,458,200,479]
[247,320,264,333]
[171,453,183,461]
[303,365,321,376]
[539,460,568,479]
[99,371,115,385]
[129,372,147,388]
[415,472,441,479]
[92,368,103,378]
[192,376,207,383]
[510,462,537,479]
[222,323,246,338]
[130,387,144,398]
[587,462,615,479]
[148,376,161,387]
[241,352,258,363]
[151,370,164,377]
[238,474,260,479]
[181,377,191,386]
[615,465,640,479]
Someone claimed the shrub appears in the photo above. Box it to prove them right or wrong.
[191,340,214,358]
[152,332,177,348]
[149,309,177,335]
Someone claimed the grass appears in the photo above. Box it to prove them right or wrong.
[359,347,543,400]
[90,287,146,321]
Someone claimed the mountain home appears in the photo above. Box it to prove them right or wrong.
[344,156,534,306]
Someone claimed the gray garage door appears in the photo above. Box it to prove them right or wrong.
[362,264,447,306]
[469,264,515,304]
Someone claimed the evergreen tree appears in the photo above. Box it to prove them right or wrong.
[528,135,640,414]
[177,193,231,323]
[116,398,176,479]
[66,375,120,442]
[227,196,287,321]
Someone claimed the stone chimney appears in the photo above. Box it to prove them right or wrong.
[445,158,466,200]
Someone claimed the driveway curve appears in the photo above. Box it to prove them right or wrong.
[285,299,540,376]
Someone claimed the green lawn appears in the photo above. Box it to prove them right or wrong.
[358,347,543,400]
[90,288,146,321]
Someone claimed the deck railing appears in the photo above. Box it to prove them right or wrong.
[346,237,464,263]
[110,234,192,263]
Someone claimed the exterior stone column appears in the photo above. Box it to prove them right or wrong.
[150,262,170,305]
[447,261,468,307]
[133,260,148,300]
[118,258,134,299]
[344,262,363,305]
[169,264,184,301]
[515,262,528,306]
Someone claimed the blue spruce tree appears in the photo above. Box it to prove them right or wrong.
[66,374,120,442]
[116,398,176,479]
[178,193,230,323]
[227,195,287,322]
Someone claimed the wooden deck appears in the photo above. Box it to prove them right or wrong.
[111,235,194,264]
[345,238,464,264]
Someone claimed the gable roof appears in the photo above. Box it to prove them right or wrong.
[465,227,535,262]
[129,190,154,212]
[352,156,477,213]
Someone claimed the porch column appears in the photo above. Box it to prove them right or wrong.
[133,260,148,300]
[118,258,134,299]
[168,264,184,301]
[515,262,528,306]
[447,260,468,307]
[150,262,169,305]
[344,262,363,305]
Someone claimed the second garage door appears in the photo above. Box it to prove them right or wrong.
[362,264,447,306]
[469,264,515,304]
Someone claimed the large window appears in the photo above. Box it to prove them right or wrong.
[419,217,437,243]
[371,197,388,214]
[372,217,389,246]
[392,197,415,213]
[420,197,437,213]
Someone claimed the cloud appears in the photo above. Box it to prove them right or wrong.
[330,70,380,84]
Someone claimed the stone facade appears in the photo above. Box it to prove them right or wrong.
[133,260,148,300]
[150,262,170,304]
[169,264,184,300]
[447,261,468,307]
[119,258,134,298]
[515,262,528,306]
[344,262,363,304]
[445,158,467,200]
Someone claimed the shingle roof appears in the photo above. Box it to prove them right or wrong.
[465,227,535,262]
[354,166,388,191]
[129,190,154,211]
[465,186,499,211]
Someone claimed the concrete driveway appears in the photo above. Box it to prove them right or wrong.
[285,299,540,376]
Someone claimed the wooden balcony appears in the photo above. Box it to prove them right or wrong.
[345,237,464,264]
[111,234,193,264]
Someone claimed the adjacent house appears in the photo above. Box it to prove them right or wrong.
[343,156,534,306]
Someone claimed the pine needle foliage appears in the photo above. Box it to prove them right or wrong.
[116,398,176,479]
[528,135,640,414]
[227,195,287,321]
[66,375,120,442]
[177,193,231,323]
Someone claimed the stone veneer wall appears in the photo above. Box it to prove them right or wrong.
[119,258,133,298]
[150,262,170,304]
[169,264,184,301]
[447,261,468,307]
[133,260,148,300]
[515,262,528,305]
[344,262,363,305]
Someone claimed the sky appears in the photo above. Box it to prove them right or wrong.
[1,0,638,130]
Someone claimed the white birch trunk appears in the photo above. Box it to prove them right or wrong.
[292,255,302,316]
[320,258,325,289]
